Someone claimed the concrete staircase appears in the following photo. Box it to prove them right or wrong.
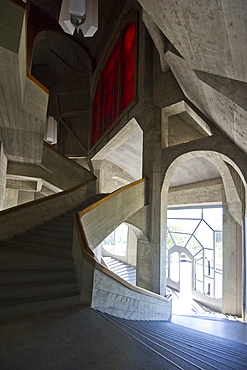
[0,195,104,319]
[103,256,136,285]
[99,312,247,370]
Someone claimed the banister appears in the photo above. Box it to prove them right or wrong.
[0,143,96,240]
[74,178,172,303]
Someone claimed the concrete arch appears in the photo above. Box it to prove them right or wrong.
[162,151,244,223]
[161,145,247,317]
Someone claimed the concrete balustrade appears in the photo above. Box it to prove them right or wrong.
[73,179,172,321]
[0,144,96,240]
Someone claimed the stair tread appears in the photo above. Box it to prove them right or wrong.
[0,291,80,306]
[0,278,78,288]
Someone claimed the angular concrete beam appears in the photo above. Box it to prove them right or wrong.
[142,9,170,73]
[195,70,247,112]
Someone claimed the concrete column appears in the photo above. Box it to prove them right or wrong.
[0,142,7,210]
[126,227,137,266]
[137,104,164,295]
[222,205,243,316]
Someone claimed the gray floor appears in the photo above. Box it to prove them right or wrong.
[0,297,246,369]
[0,305,169,370]
[170,290,247,345]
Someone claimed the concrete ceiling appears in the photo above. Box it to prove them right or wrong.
[139,0,247,156]
[169,158,221,188]
[3,0,246,182]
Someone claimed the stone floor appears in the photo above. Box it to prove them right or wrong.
[0,294,246,369]
[170,289,247,345]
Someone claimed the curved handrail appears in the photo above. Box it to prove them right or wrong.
[0,143,96,240]
[74,179,171,303]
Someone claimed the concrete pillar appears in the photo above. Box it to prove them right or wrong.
[222,205,243,316]
[0,142,7,210]
[126,227,137,266]
[137,104,164,295]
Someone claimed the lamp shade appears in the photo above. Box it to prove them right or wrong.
[69,0,87,16]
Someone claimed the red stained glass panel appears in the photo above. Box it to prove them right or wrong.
[121,22,136,112]
[92,21,136,147]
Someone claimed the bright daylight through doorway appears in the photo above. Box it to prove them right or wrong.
[167,206,223,315]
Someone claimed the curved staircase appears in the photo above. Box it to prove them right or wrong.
[0,195,104,319]
[103,256,136,285]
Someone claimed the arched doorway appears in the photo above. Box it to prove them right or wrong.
[161,148,247,318]
[167,205,223,311]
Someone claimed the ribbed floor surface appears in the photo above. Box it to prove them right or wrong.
[99,312,247,370]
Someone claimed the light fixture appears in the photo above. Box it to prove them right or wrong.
[59,0,98,37]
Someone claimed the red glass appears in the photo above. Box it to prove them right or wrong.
[91,21,136,147]
[121,22,136,112]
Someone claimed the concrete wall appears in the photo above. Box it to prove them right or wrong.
[0,142,7,209]
[0,143,96,240]
[81,179,146,250]
[73,213,172,321]
[91,268,172,321]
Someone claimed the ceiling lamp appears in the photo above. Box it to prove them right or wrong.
[59,0,98,37]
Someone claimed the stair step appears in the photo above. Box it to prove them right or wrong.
[2,278,78,289]
[26,229,72,240]
[101,314,247,370]
[0,282,79,300]
[0,269,77,283]
[14,234,71,249]
[41,222,73,231]
[0,241,72,259]
[0,294,81,319]
[0,260,75,271]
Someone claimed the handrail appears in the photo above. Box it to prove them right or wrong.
[74,179,171,303]
[0,143,96,240]
[1,142,96,217]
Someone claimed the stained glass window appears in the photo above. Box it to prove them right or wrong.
[91,20,137,146]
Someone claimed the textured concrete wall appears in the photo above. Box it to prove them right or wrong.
[0,142,7,209]
[81,180,146,250]
[91,268,172,321]
[223,206,243,316]
[3,188,18,209]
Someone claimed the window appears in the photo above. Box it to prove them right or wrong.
[101,223,128,256]
[91,20,137,146]
[167,206,223,299]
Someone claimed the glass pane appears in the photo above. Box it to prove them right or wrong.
[186,236,203,256]
[167,219,200,234]
[102,223,128,256]
[204,249,214,276]
[215,237,223,272]
[195,258,203,281]
[170,252,179,282]
[204,277,214,297]
[195,221,214,249]
[167,232,174,249]
[195,280,203,293]
[215,272,222,299]
[121,23,136,112]
[168,208,202,220]
[203,208,222,231]
[170,232,190,247]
